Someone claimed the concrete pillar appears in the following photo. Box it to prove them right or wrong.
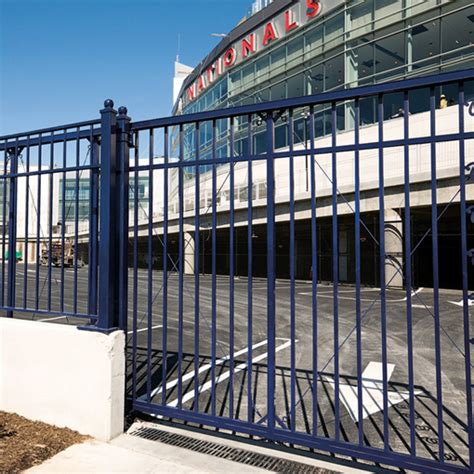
[23,240,37,264]
[30,242,37,264]
[184,231,195,275]
[384,209,404,288]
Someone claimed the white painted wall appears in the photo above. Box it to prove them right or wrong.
[15,167,51,240]
[0,318,125,441]
[172,102,474,219]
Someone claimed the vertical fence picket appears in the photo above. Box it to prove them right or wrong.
[266,112,276,435]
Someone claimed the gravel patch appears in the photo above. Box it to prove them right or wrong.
[0,411,86,472]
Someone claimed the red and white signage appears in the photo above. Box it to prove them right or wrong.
[183,0,330,106]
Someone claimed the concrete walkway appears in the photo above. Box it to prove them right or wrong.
[27,421,369,473]
[27,435,268,473]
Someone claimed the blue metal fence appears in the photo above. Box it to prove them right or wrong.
[0,120,101,321]
[1,69,474,472]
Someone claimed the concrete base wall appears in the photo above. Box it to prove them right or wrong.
[0,318,125,441]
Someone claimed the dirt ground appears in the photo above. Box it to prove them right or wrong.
[0,412,86,473]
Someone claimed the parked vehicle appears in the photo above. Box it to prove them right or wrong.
[40,239,84,268]
[5,250,22,262]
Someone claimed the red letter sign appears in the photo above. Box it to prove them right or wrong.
[187,84,196,102]
[198,75,205,93]
[285,10,298,32]
[207,66,214,84]
[242,34,255,59]
[306,0,322,18]
[223,48,236,68]
[262,22,278,46]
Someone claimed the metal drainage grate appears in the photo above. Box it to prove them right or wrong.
[128,426,337,473]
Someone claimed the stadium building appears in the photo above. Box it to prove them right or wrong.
[162,0,474,289]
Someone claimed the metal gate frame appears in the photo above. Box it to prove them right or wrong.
[124,69,474,473]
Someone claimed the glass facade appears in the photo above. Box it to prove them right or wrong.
[173,0,474,164]
[59,179,90,223]
[59,177,151,223]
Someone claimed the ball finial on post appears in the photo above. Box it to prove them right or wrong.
[103,99,114,109]
[118,106,128,116]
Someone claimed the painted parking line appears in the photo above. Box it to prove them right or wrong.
[403,287,424,301]
[298,290,430,305]
[128,325,163,335]
[142,339,270,401]
[298,293,385,302]
[166,338,295,408]
[324,362,422,423]
[448,298,474,308]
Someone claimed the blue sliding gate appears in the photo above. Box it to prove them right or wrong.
[1,70,474,472]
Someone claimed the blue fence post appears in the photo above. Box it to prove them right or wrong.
[80,99,120,333]
[117,106,131,333]
[6,144,19,318]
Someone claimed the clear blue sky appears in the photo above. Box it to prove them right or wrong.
[0,0,251,135]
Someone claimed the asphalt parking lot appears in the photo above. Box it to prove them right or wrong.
[6,263,472,469]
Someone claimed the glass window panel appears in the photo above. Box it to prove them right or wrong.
[275,124,288,149]
[354,41,375,85]
[375,30,406,80]
[441,0,471,14]
[314,110,324,137]
[217,145,227,158]
[324,13,344,52]
[349,0,374,38]
[271,81,286,100]
[254,83,270,103]
[270,47,285,76]
[360,96,375,126]
[305,25,323,60]
[294,117,306,144]
[323,108,333,136]
[239,186,248,202]
[254,131,266,155]
[407,87,430,115]
[406,0,437,17]
[255,55,270,81]
[338,104,346,131]
[442,6,474,62]
[242,63,254,88]
[229,70,242,95]
[237,137,249,156]
[325,53,345,91]
[220,79,228,102]
[411,17,440,69]
[466,79,474,103]
[287,36,304,69]
[307,62,324,94]
[375,0,402,28]
[217,118,228,139]
[287,72,305,98]
[383,92,404,120]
